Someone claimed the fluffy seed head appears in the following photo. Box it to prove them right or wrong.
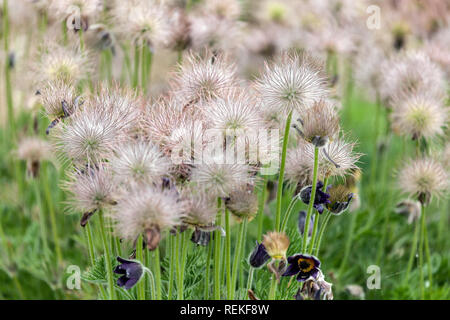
[380,51,446,104]
[398,158,448,204]
[39,80,77,119]
[53,103,131,165]
[190,159,254,198]
[285,141,313,188]
[111,186,185,242]
[262,231,290,260]
[181,187,217,228]
[34,43,92,85]
[113,0,171,48]
[225,184,259,221]
[390,91,447,140]
[64,164,116,214]
[17,137,51,163]
[171,51,237,105]
[202,89,263,132]
[111,140,170,186]
[296,100,340,147]
[254,51,328,114]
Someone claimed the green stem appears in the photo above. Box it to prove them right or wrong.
[231,218,248,299]
[33,177,49,256]
[301,146,319,253]
[225,208,232,299]
[214,198,223,300]
[84,223,96,266]
[268,262,278,300]
[256,176,268,241]
[42,163,63,265]
[314,211,331,256]
[280,195,299,233]
[168,235,175,299]
[419,203,426,299]
[423,213,433,290]
[204,239,213,299]
[309,178,329,253]
[338,209,358,275]
[404,217,420,286]
[153,247,162,300]
[177,230,190,300]
[246,267,254,300]
[98,210,116,300]
[275,111,293,231]
[132,46,140,89]
[3,0,15,141]
[135,234,145,300]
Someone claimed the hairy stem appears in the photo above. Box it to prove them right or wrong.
[301,146,319,253]
[275,111,293,231]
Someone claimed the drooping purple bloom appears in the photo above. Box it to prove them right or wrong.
[282,254,321,282]
[299,181,330,214]
[298,210,314,237]
[114,256,144,290]
[249,241,270,268]
[327,193,353,215]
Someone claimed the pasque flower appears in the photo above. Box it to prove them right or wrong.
[249,241,271,268]
[114,257,144,290]
[325,185,353,215]
[299,181,330,214]
[282,254,321,282]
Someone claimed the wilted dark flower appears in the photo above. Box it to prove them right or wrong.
[294,269,333,300]
[299,181,330,213]
[191,228,211,246]
[114,257,144,290]
[326,185,353,215]
[249,241,270,268]
[298,210,314,237]
[282,254,321,282]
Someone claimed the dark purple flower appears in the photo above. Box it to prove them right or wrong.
[114,257,144,290]
[299,181,330,214]
[298,210,314,237]
[249,241,270,268]
[282,254,321,282]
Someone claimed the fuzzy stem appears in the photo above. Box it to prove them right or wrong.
[204,239,213,299]
[84,223,96,266]
[42,163,63,266]
[231,217,248,299]
[214,198,223,300]
[419,203,426,299]
[175,230,181,299]
[153,247,162,300]
[33,177,49,256]
[338,209,358,275]
[280,194,300,233]
[168,235,175,299]
[246,267,254,300]
[309,178,329,254]
[423,214,433,290]
[314,211,331,257]
[225,208,232,299]
[3,0,15,141]
[256,176,268,241]
[301,146,319,253]
[135,234,145,300]
[178,230,190,300]
[404,217,420,285]
[268,261,278,300]
[275,111,293,231]
[132,46,140,89]
[98,210,116,300]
